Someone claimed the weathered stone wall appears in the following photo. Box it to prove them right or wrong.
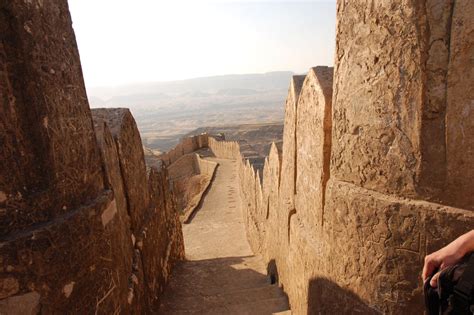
[279,75,305,219]
[159,134,209,166]
[319,1,474,312]
[92,120,135,314]
[167,154,200,181]
[167,152,217,181]
[195,155,217,177]
[0,2,117,313]
[93,109,150,235]
[0,3,184,313]
[208,137,241,160]
[445,0,474,209]
[0,0,104,239]
[165,151,218,220]
[92,108,185,312]
[142,167,185,312]
[229,1,474,311]
[240,160,260,252]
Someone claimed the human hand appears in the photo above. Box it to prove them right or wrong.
[422,231,474,288]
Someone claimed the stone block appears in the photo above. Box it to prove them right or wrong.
[446,0,474,209]
[321,178,474,313]
[0,0,104,237]
[0,191,131,314]
[331,1,454,200]
[92,108,149,233]
[295,67,333,231]
[279,75,305,212]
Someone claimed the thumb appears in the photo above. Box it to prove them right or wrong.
[430,271,441,288]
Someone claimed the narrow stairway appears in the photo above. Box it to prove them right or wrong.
[159,158,290,314]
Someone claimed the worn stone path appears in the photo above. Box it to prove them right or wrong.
[159,158,290,314]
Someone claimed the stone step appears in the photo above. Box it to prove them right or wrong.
[164,257,272,297]
[161,284,286,311]
[161,295,290,315]
[211,296,290,315]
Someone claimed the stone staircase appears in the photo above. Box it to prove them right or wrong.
[159,256,290,314]
[158,158,290,314]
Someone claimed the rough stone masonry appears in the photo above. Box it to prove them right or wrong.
[1,0,474,314]
[207,0,474,313]
[0,1,183,314]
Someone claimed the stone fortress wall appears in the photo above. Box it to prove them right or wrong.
[195,155,218,178]
[1,0,473,314]
[208,137,241,160]
[166,151,218,221]
[159,134,209,167]
[207,1,474,313]
[0,2,183,314]
[167,152,217,181]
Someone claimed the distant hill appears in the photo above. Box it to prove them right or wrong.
[87,71,294,105]
[86,71,296,152]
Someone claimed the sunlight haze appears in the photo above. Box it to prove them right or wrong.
[68,0,336,88]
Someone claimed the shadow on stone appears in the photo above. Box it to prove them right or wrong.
[159,256,289,314]
[183,163,220,224]
[267,259,279,285]
[307,277,380,314]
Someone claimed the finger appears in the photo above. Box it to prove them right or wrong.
[430,271,440,288]
[423,259,435,281]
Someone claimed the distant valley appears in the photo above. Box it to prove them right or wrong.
[87,71,294,152]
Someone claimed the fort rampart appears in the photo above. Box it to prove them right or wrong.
[159,134,209,167]
[0,2,183,313]
[207,1,474,312]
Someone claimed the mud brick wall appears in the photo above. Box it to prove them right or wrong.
[0,2,184,313]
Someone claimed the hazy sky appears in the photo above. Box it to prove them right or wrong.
[68,0,336,88]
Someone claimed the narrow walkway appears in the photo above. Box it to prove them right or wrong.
[159,158,290,314]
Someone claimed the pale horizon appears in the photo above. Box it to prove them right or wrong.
[68,0,336,89]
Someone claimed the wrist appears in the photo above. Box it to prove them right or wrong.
[456,230,474,257]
